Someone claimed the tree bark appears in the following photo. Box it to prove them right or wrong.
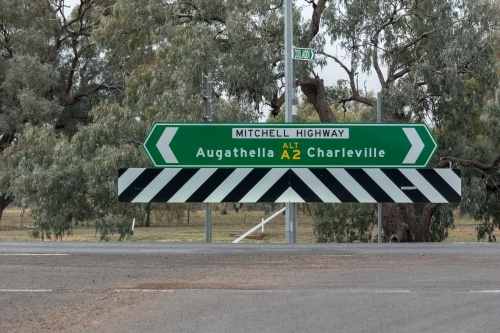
[381,203,409,242]
[380,203,438,242]
[0,194,14,222]
[232,203,243,213]
[0,133,15,153]
[300,77,337,122]
[145,204,151,227]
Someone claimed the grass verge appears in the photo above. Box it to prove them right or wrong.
[0,207,494,243]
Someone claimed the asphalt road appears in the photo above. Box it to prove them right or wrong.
[1,242,499,332]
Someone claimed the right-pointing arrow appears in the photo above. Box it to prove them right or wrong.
[156,127,178,164]
[402,128,424,164]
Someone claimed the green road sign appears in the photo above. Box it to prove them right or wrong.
[293,47,315,60]
[142,123,437,168]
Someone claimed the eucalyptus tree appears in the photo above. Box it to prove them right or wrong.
[0,0,123,228]
[97,0,499,241]
[434,81,500,241]
[310,0,500,241]
[93,0,291,123]
[2,0,498,241]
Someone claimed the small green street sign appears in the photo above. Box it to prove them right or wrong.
[142,123,437,168]
[293,47,315,61]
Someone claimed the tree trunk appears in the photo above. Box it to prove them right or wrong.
[380,203,438,242]
[300,77,337,122]
[232,203,243,213]
[145,204,151,227]
[0,194,14,222]
[380,203,409,242]
[0,133,15,154]
[220,203,228,215]
[305,203,312,216]
[417,203,439,241]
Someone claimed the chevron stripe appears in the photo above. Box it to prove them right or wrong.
[118,168,146,196]
[132,168,182,203]
[399,169,447,202]
[204,168,254,202]
[328,169,376,202]
[240,168,289,202]
[291,168,339,202]
[169,168,218,202]
[362,168,412,203]
[118,168,461,203]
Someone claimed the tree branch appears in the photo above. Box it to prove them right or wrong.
[269,92,285,117]
[62,84,125,107]
[306,0,327,45]
[387,30,434,84]
[320,51,351,76]
[437,155,500,171]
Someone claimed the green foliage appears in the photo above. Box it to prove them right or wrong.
[1,0,499,244]
[432,78,500,241]
[116,217,134,241]
[150,203,188,226]
[95,215,134,242]
[312,203,376,243]
[94,0,289,123]
[312,0,500,242]
[322,0,500,123]
[427,204,455,242]
[0,0,124,237]
[267,91,372,123]
[95,219,114,242]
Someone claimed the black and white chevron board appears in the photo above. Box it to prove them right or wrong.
[118,168,461,203]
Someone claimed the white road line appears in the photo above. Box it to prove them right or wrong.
[113,289,174,292]
[0,254,68,256]
[470,290,500,293]
[230,290,293,293]
[348,289,410,293]
[178,289,294,293]
[0,289,52,292]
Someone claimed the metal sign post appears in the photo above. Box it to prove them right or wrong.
[284,0,296,243]
[202,73,212,243]
[377,92,382,244]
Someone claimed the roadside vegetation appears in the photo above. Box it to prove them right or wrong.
[1,0,499,242]
[0,205,492,243]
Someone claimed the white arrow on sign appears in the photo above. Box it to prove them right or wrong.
[402,128,424,164]
[156,127,178,163]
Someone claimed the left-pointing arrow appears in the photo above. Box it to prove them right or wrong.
[157,127,178,163]
[402,128,424,164]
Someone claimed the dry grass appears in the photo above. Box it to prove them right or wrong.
[0,206,495,243]
[0,206,316,243]
[445,214,486,243]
